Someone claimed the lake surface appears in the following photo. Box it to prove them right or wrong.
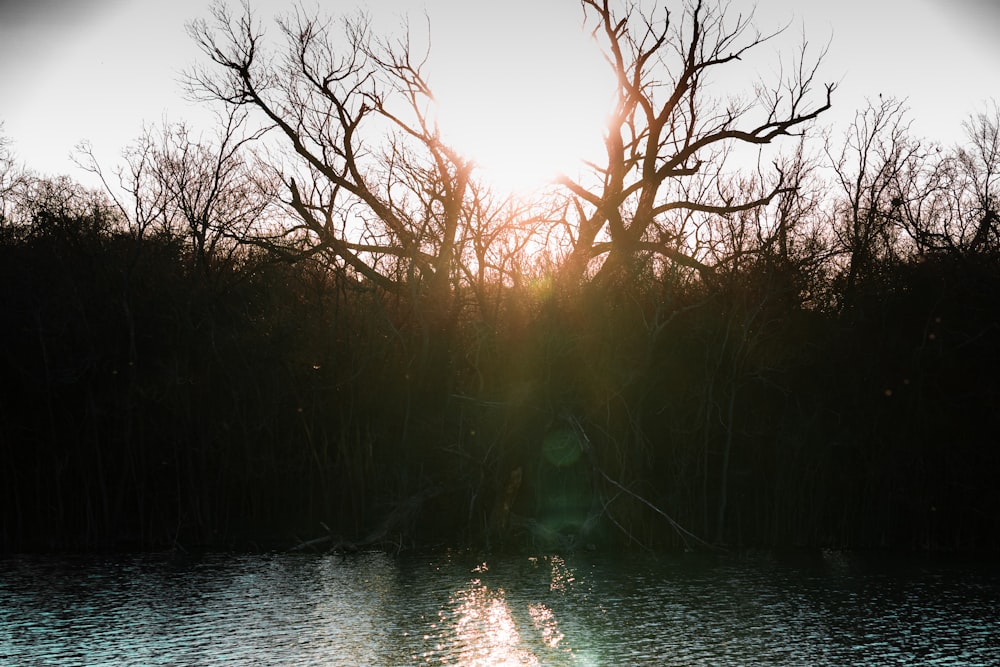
[2,548,998,665]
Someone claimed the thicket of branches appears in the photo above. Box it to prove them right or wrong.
[2,0,998,552]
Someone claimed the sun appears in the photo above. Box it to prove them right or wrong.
[429,7,612,197]
[435,78,608,196]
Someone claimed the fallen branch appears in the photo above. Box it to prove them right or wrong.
[597,469,722,552]
[291,487,441,554]
[566,414,723,552]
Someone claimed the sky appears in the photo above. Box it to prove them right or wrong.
[1,0,999,191]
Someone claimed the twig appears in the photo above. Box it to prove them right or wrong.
[597,468,721,552]
[567,414,723,552]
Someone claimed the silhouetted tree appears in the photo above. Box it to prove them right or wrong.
[827,97,917,309]
[889,102,1000,256]
[958,100,1000,252]
[556,0,833,289]
[0,125,25,229]
[186,2,479,303]
[77,107,276,274]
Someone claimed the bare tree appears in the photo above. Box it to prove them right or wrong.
[11,174,120,237]
[77,107,274,273]
[689,141,830,304]
[456,183,541,304]
[0,125,24,228]
[150,110,274,273]
[556,0,833,288]
[888,102,1000,256]
[883,141,955,256]
[958,100,1000,252]
[76,135,171,242]
[185,0,484,313]
[826,96,921,308]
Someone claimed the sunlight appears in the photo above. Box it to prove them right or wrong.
[440,578,540,666]
[430,6,612,197]
[436,80,608,195]
[427,558,582,665]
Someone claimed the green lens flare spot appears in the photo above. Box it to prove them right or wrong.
[541,428,582,467]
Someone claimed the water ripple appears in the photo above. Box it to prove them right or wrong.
[1,551,998,665]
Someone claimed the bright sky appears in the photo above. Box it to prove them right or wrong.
[1,0,998,191]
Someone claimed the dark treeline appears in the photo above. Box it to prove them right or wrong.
[2,0,999,552]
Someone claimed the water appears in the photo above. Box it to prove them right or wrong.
[2,549,998,665]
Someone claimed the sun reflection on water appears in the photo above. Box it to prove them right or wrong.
[546,555,576,593]
[431,577,538,666]
[528,602,564,649]
[423,556,581,666]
